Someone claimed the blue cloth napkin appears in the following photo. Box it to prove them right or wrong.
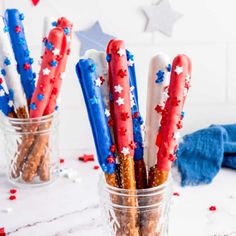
[176,124,236,186]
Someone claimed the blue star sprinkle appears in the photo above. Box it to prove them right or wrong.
[52,21,57,27]
[126,51,134,61]
[46,42,53,50]
[155,70,165,83]
[24,49,30,57]
[4,58,11,66]
[30,103,37,110]
[90,95,98,105]
[50,60,58,67]
[32,72,36,79]
[18,38,25,45]
[167,64,171,72]
[106,54,111,62]
[1,69,6,76]
[29,58,34,64]
[64,27,70,35]
[3,26,9,33]
[89,63,96,72]
[55,105,59,111]
[19,13,24,21]
[37,94,44,101]
[181,111,185,119]
[109,93,113,102]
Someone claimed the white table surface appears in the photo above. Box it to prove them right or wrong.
[0,150,236,236]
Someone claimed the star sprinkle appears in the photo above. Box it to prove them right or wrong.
[23,63,31,70]
[185,73,191,83]
[106,54,111,62]
[121,147,130,156]
[167,64,172,72]
[4,58,11,66]
[0,89,5,97]
[114,85,123,93]
[118,69,127,78]
[90,95,98,105]
[9,195,16,200]
[93,165,99,170]
[127,60,134,67]
[8,100,14,107]
[78,154,95,162]
[43,68,50,75]
[52,48,60,56]
[110,145,116,153]
[116,97,124,106]
[120,127,127,136]
[121,112,130,121]
[173,132,180,140]
[95,78,102,87]
[60,72,66,80]
[209,206,217,212]
[117,48,126,57]
[105,109,110,117]
[143,0,182,36]
[9,189,17,194]
[174,66,183,75]
[15,25,21,33]
[78,21,115,56]
[155,70,165,83]
[107,156,115,164]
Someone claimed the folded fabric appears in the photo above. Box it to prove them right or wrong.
[176,124,236,186]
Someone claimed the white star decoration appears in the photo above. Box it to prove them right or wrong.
[114,85,123,93]
[0,89,5,97]
[116,97,124,106]
[60,72,66,80]
[43,68,50,75]
[8,100,14,107]
[173,132,181,140]
[121,147,130,156]
[117,48,126,57]
[130,86,135,92]
[66,36,71,43]
[143,0,182,37]
[52,48,60,56]
[127,59,134,67]
[186,73,191,83]
[95,78,102,87]
[174,66,183,75]
[105,109,110,117]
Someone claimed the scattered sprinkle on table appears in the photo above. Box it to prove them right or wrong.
[9,195,16,201]
[173,192,180,196]
[78,154,95,163]
[9,189,17,194]
[209,205,217,211]
[93,165,99,170]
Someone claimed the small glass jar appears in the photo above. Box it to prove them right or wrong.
[98,174,173,236]
[0,113,59,187]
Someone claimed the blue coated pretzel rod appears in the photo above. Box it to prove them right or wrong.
[76,58,118,186]
[5,9,36,100]
[0,82,14,116]
[126,50,147,189]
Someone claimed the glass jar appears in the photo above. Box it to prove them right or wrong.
[98,174,173,236]
[0,113,59,187]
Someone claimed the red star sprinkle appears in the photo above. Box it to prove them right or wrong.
[209,206,217,211]
[93,165,99,170]
[185,82,191,89]
[172,97,181,106]
[120,127,127,136]
[23,63,31,70]
[100,76,105,85]
[121,112,130,121]
[132,111,139,119]
[173,192,180,196]
[110,145,116,153]
[32,0,40,6]
[39,84,46,92]
[50,78,55,84]
[9,189,17,194]
[129,141,137,150]
[117,69,127,78]
[59,159,64,164]
[108,119,113,127]
[9,195,16,201]
[15,26,21,33]
[169,154,176,162]
[0,227,6,236]
[78,154,95,163]
[52,88,58,95]
[155,104,163,113]
[177,120,183,129]
[107,156,115,164]
[0,77,3,84]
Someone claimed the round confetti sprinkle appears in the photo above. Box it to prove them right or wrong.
[93,165,99,170]
[9,189,17,194]
[209,205,217,211]
[37,94,44,101]
[9,195,16,201]
[59,159,65,164]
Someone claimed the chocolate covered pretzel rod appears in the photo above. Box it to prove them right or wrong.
[5,9,36,100]
[107,40,139,235]
[126,50,147,189]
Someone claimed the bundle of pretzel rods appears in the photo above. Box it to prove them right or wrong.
[0,9,73,183]
[76,39,192,235]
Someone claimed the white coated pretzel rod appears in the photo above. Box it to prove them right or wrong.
[0,17,28,118]
[144,53,171,168]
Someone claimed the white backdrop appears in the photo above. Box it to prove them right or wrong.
[1,0,236,152]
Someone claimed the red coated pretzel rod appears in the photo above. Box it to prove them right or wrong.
[107,39,139,235]
[150,54,192,187]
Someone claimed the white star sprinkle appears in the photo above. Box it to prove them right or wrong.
[127,59,134,66]
[174,66,183,75]
[105,109,110,117]
[114,85,123,93]
[116,97,124,106]
[43,68,50,75]
[130,86,135,92]
[103,97,109,106]
[66,36,71,43]
[52,48,60,56]
[95,78,102,87]
[131,99,135,107]
[185,73,191,83]
[8,100,14,107]
[0,89,5,97]
[117,48,126,57]
[60,72,66,80]
[121,147,130,156]
[173,132,181,140]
